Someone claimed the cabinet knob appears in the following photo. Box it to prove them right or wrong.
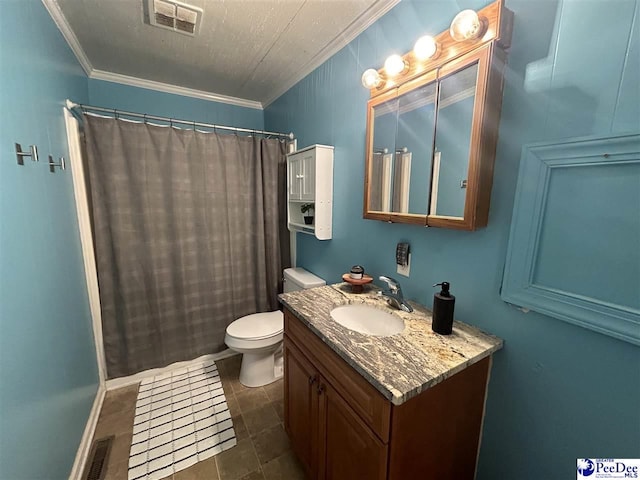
[317,384,325,395]
[309,375,317,385]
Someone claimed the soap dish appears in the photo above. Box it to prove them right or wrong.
[342,273,373,294]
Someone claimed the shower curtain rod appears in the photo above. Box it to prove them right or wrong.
[65,100,295,140]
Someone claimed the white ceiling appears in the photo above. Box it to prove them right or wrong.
[45,0,399,108]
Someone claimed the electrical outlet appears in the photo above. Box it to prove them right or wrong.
[397,253,411,277]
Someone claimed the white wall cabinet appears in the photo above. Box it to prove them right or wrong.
[287,144,334,240]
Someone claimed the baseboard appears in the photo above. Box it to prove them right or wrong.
[68,383,106,480]
[105,350,239,390]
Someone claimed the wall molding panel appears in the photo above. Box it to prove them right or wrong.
[501,132,640,345]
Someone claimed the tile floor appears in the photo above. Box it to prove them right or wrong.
[89,355,305,480]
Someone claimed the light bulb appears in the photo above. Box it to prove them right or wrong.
[361,68,382,89]
[384,54,407,77]
[413,35,438,61]
[450,10,484,42]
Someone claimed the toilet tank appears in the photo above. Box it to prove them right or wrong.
[283,267,326,293]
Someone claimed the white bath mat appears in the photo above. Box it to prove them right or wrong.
[128,360,236,480]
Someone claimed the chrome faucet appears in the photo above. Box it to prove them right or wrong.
[378,275,413,313]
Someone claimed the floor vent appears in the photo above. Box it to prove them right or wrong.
[82,436,114,480]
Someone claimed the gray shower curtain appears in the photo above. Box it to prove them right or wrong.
[83,115,290,379]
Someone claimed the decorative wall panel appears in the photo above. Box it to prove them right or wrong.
[502,132,640,345]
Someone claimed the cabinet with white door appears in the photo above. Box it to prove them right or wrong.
[287,144,333,240]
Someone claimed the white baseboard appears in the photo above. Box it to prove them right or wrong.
[68,384,106,480]
[105,350,239,390]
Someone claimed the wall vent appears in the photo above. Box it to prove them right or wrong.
[146,0,202,36]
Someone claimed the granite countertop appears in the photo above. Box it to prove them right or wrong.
[278,283,503,406]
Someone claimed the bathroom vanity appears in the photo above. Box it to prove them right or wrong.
[279,284,502,479]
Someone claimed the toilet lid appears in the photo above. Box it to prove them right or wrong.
[226,311,284,340]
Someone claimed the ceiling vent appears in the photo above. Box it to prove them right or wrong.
[147,0,202,36]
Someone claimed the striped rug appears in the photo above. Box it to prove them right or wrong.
[127,360,236,480]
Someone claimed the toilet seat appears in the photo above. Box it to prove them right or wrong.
[225,311,283,342]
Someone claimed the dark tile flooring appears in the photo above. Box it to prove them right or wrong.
[90,355,305,480]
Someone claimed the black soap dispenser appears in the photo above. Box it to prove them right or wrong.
[432,282,455,335]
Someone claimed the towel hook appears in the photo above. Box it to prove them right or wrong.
[15,143,38,165]
[48,155,65,173]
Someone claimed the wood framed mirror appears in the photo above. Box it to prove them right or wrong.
[363,0,513,230]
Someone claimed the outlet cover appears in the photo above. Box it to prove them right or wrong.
[397,253,411,277]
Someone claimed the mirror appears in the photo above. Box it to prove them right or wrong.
[431,62,478,219]
[396,81,437,215]
[362,0,511,230]
[364,43,506,230]
[369,97,397,212]
[368,81,437,216]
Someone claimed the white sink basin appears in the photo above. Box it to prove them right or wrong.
[330,304,405,336]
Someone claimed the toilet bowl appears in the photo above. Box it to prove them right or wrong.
[224,311,284,387]
[224,267,325,387]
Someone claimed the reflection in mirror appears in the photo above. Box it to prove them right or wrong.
[432,62,479,218]
[369,82,437,215]
[369,99,398,212]
[395,81,437,215]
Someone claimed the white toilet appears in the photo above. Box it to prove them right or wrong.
[224,267,325,387]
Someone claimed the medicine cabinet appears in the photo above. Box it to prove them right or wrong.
[363,0,513,230]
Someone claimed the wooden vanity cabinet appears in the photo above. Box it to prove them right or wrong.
[285,339,388,480]
[283,308,491,480]
[284,339,320,478]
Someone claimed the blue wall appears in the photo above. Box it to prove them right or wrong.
[88,79,264,130]
[265,0,640,478]
[0,5,267,478]
[0,1,98,478]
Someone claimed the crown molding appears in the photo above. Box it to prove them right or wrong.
[89,70,263,110]
[41,0,93,75]
[262,0,400,108]
[42,0,262,110]
[43,0,397,110]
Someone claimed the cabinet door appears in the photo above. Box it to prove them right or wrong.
[288,155,302,200]
[318,380,388,480]
[300,152,316,201]
[284,338,319,478]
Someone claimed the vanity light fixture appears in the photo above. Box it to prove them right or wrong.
[361,68,383,89]
[449,9,485,42]
[360,2,505,91]
[413,35,438,61]
[384,54,408,77]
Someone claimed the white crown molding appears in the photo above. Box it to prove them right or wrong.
[90,70,263,110]
[41,0,93,75]
[42,0,263,110]
[44,0,397,110]
[262,0,401,108]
